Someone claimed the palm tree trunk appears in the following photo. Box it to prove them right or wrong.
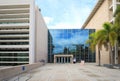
[109,43,113,65]
[98,48,101,66]
[115,42,118,64]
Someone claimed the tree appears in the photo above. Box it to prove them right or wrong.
[86,22,117,65]
[114,5,120,46]
[86,32,102,66]
[86,33,96,52]
[96,22,117,64]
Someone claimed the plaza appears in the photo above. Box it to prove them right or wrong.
[9,63,120,81]
[0,0,120,80]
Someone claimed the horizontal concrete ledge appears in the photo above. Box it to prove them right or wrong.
[0,62,44,81]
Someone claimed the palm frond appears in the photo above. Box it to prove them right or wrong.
[109,31,118,46]
[102,22,112,32]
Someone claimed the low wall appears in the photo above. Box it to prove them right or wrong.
[0,63,44,81]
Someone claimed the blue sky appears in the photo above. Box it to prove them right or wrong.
[35,0,98,29]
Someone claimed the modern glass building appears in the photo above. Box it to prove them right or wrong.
[48,29,95,63]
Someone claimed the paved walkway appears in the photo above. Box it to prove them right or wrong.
[27,63,120,81]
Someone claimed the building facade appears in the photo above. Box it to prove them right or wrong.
[0,0,48,66]
[82,0,120,65]
[48,29,95,63]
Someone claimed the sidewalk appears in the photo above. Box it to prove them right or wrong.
[12,63,120,81]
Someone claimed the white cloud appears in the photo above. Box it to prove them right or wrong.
[39,0,98,29]
[47,2,93,29]
[49,22,82,29]
[43,17,53,24]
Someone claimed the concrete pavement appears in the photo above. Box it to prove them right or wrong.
[27,63,120,81]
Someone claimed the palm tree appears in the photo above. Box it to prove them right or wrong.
[86,32,102,66]
[87,22,117,65]
[96,22,118,64]
[86,33,96,52]
[114,5,120,46]
[111,5,120,65]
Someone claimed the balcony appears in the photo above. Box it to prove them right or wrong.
[0,40,29,42]
[117,0,120,5]
[116,2,120,5]
[0,45,29,48]
[109,0,120,10]
[0,8,29,14]
[109,0,113,10]
[0,29,29,33]
[0,51,29,53]
[0,13,29,19]
[0,18,29,24]
[117,0,120,2]
[0,34,29,38]
[0,5,30,9]
[110,18,114,23]
[0,23,29,28]
[0,56,29,58]
[109,4,113,10]
[0,61,29,63]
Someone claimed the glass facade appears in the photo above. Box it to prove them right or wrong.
[48,29,95,63]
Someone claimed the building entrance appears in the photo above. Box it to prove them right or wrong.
[54,55,73,63]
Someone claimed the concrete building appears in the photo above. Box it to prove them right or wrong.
[82,0,120,65]
[0,0,48,66]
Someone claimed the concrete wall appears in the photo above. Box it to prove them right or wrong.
[0,0,31,5]
[35,7,48,63]
[29,0,35,64]
[84,0,110,65]
[85,0,110,30]
[96,46,110,65]
[0,63,43,81]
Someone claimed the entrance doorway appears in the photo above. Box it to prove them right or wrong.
[54,55,73,63]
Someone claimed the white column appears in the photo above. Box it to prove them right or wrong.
[62,57,64,63]
[29,0,35,64]
[54,56,56,63]
[65,57,67,63]
[71,56,73,63]
[113,0,118,64]
[113,0,117,13]
[70,57,72,63]
[58,57,60,63]
[61,57,63,63]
